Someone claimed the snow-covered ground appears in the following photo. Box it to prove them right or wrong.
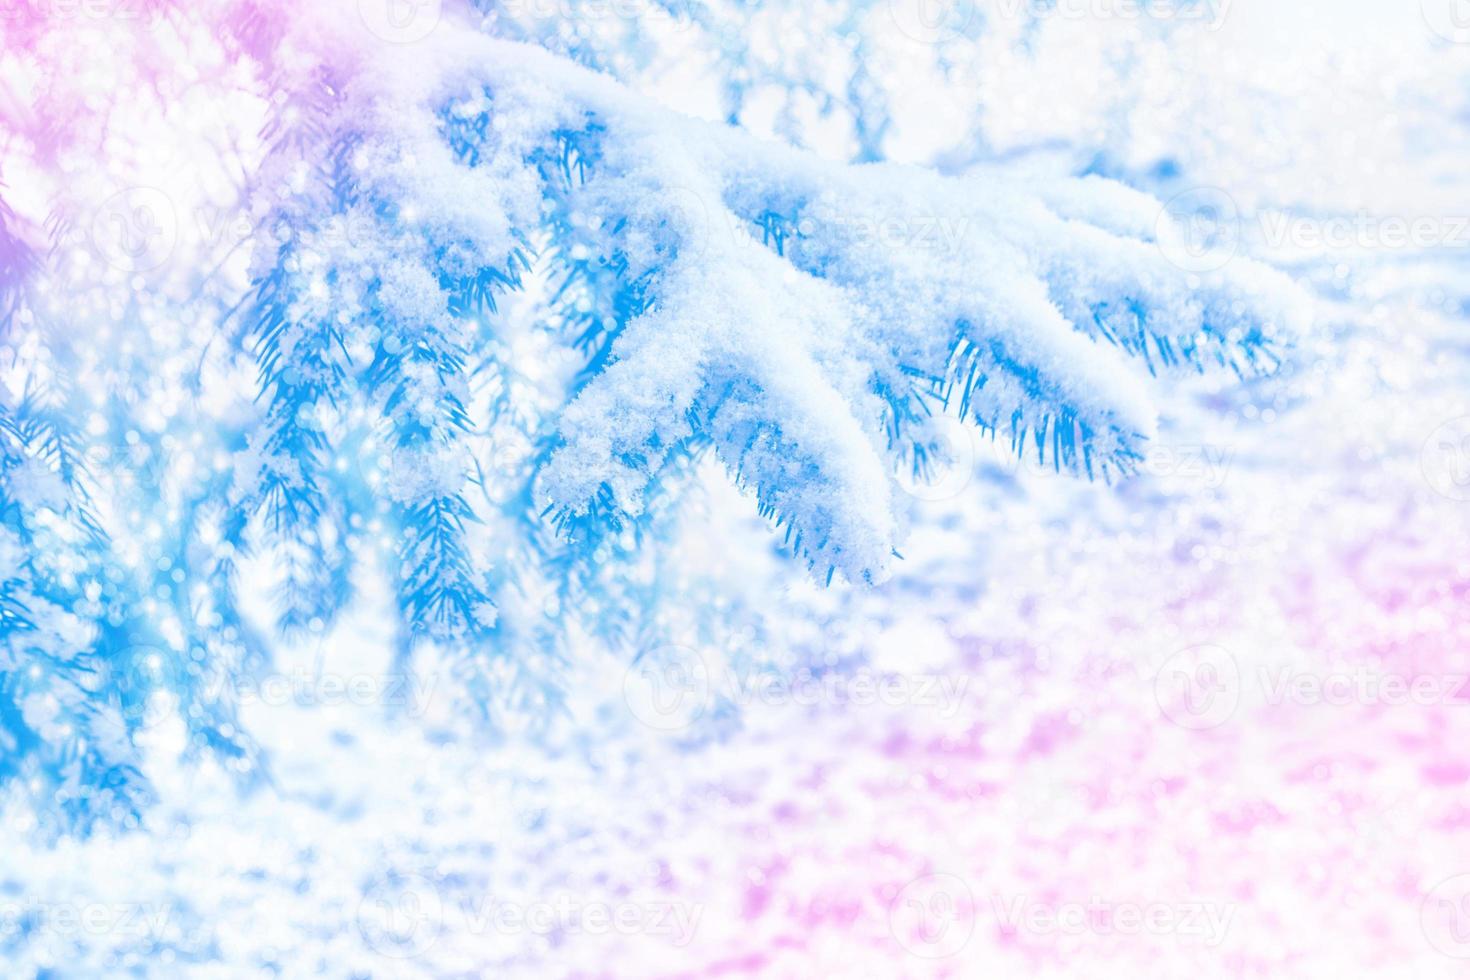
[5,1,1470,977]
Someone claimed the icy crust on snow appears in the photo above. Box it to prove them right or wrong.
[251,5,1310,585]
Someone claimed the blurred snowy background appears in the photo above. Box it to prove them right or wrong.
[3,0,1470,976]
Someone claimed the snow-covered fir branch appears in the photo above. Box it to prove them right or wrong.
[0,0,1310,832]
